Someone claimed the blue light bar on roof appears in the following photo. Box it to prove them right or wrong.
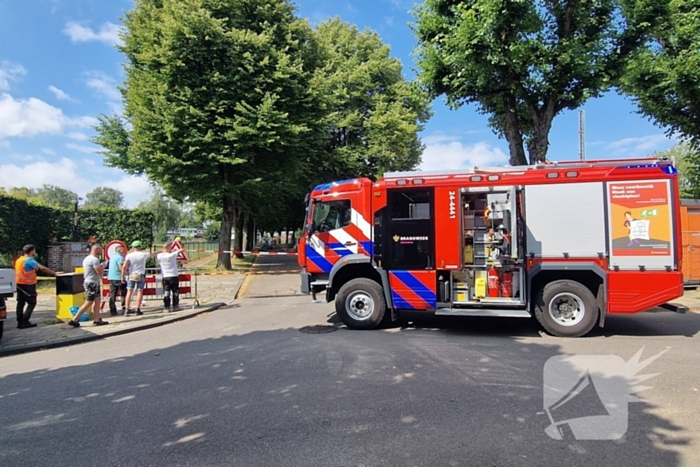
[313,179,357,191]
[621,163,678,175]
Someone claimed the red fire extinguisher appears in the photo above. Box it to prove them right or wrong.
[488,266,500,298]
[501,269,513,297]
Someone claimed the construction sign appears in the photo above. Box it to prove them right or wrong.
[172,240,189,262]
[105,240,127,260]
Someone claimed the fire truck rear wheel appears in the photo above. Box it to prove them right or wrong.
[534,280,598,337]
[336,278,386,330]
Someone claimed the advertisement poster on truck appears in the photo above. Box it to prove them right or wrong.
[607,180,673,261]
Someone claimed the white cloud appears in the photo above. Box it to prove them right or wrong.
[41,147,56,155]
[85,71,121,101]
[68,115,99,128]
[63,21,123,46]
[0,93,65,137]
[67,132,89,141]
[66,143,98,154]
[48,85,73,101]
[383,16,395,27]
[0,93,96,138]
[0,157,151,207]
[0,61,27,91]
[605,134,674,157]
[419,139,508,171]
[0,140,9,148]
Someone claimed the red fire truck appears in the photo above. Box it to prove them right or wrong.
[297,157,686,337]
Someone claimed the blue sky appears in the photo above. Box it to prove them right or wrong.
[0,0,676,207]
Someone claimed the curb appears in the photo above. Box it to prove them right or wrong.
[0,302,227,358]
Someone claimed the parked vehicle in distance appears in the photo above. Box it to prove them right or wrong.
[0,268,16,341]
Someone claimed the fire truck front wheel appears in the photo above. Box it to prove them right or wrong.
[534,280,598,337]
[336,278,386,330]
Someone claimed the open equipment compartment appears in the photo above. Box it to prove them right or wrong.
[450,186,526,307]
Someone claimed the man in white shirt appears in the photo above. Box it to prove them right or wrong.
[156,241,184,311]
[121,240,152,315]
[69,245,108,327]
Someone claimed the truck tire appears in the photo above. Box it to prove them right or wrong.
[335,278,386,330]
[534,280,598,337]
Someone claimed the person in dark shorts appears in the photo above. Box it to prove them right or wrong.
[68,245,109,327]
[107,245,127,316]
[14,244,60,329]
[156,241,184,311]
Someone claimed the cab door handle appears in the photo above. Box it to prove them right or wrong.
[345,241,356,246]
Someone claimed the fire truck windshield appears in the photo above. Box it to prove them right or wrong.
[312,199,351,233]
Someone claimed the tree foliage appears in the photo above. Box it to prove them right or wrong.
[94,0,324,268]
[0,194,154,262]
[413,0,665,165]
[136,188,183,242]
[621,1,700,149]
[312,18,431,180]
[84,186,124,209]
[653,143,700,199]
[5,184,78,209]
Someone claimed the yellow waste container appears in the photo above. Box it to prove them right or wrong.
[56,273,88,320]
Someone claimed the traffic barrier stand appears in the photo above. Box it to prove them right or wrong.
[100,267,197,305]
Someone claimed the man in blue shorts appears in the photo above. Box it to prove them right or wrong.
[122,241,152,315]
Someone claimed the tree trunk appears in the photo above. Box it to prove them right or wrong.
[526,102,556,164]
[233,204,245,259]
[217,194,234,270]
[246,218,255,251]
[502,95,528,166]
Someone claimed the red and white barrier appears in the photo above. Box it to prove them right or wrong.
[198,269,299,276]
[191,250,297,255]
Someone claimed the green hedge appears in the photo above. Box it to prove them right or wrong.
[77,208,155,248]
[0,194,154,262]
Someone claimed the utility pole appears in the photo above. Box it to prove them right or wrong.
[578,110,586,161]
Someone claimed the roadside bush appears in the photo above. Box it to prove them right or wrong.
[0,194,155,262]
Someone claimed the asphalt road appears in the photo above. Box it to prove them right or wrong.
[0,271,699,466]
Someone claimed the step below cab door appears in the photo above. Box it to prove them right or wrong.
[383,187,436,311]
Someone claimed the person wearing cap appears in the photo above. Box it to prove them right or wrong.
[121,240,152,315]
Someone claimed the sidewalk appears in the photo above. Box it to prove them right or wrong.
[0,275,245,357]
[669,288,700,312]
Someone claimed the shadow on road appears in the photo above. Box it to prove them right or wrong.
[0,323,692,466]
[324,308,700,339]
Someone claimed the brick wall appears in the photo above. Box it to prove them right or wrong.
[47,242,89,272]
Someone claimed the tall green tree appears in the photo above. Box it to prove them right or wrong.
[93,0,324,269]
[653,142,700,199]
[312,18,431,180]
[84,187,124,209]
[136,189,182,242]
[34,185,78,209]
[413,0,666,165]
[621,1,700,149]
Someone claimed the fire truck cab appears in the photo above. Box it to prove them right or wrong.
[298,157,685,337]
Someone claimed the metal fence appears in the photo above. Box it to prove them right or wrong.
[100,267,199,304]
